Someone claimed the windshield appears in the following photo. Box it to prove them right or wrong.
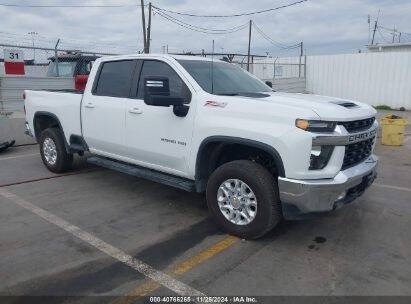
[47,61,77,77]
[178,59,272,95]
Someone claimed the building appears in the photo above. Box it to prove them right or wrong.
[367,42,411,53]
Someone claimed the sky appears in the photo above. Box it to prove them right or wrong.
[0,0,410,60]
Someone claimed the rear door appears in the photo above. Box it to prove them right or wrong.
[82,60,137,158]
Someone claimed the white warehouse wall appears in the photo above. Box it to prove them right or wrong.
[305,52,411,109]
[252,52,411,109]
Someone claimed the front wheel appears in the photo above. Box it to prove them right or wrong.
[206,160,282,239]
[39,128,73,173]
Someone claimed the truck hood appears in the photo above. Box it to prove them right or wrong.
[256,92,376,121]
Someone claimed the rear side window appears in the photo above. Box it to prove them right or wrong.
[94,60,135,98]
[137,60,190,101]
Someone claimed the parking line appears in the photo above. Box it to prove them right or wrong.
[116,235,239,302]
[0,168,101,188]
[374,183,411,193]
[0,188,204,297]
[0,153,39,161]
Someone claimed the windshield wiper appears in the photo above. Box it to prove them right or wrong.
[216,93,239,96]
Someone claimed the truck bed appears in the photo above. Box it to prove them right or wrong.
[24,90,83,142]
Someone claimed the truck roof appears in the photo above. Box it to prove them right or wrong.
[98,53,218,62]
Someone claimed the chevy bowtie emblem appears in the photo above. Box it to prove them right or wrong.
[204,101,227,108]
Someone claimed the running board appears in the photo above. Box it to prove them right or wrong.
[87,156,196,192]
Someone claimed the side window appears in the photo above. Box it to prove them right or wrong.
[137,60,190,101]
[94,60,135,98]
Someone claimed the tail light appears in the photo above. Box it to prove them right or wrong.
[75,75,88,92]
[23,92,26,113]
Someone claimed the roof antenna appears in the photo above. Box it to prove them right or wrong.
[211,39,214,94]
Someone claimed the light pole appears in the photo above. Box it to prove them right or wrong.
[28,31,38,62]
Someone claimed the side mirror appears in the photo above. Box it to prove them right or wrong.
[144,77,185,107]
[265,81,273,88]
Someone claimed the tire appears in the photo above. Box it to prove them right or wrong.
[39,128,73,173]
[206,160,281,239]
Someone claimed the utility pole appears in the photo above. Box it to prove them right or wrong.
[54,39,60,77]
[367,15,371,44]
[299,42,303,78]
[147,2,152,53]
[247,20,252,72]
[371,20,378,45]
[391,26,396,43]
[371,10,380,45]
[140,0,147,53]
[28,31,38,62]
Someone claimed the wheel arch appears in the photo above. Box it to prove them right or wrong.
[195,136,285,193]
[33,111,70,152]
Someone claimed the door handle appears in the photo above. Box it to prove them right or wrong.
[84,102,95,108]
[129,107,143,114]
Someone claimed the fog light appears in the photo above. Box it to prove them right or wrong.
[309,145,334,170]
[337,191,346,201]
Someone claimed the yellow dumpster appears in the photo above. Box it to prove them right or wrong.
[380,114,408,146]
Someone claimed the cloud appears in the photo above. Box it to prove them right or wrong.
[0,0,410,58]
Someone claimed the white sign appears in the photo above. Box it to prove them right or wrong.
[4,49,24,63]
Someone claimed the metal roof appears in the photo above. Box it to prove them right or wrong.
[367,42,411,49]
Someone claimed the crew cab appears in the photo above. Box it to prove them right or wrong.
[24,54,378,239]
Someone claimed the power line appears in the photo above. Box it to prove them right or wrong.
[153,8,249,32]
[378,25,411,38]
[0,2,142,8]
[153,0,307,18]
[154,9,249,34]
[375,25,411,43]
[252,22,300,50]
[377,27,390,43]
[0,30,140,50]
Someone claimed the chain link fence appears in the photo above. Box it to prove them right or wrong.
[170,52,305,76]
[1,44,307,113]
[178,52,307,92]
[0,43,124,113]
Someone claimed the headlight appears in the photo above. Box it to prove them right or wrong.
[296,119,336,132]
[309,145,334,170]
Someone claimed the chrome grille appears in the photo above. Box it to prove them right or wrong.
[342,138,374,170]
[340,117,375,133]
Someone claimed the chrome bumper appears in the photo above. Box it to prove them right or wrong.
[278,155,378,219]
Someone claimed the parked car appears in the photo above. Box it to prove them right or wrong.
[46,53,98,78]
[23,54,378,239]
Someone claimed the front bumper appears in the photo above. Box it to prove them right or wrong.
[278,154,378,220]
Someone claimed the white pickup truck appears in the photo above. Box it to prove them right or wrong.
[24,54,378,239]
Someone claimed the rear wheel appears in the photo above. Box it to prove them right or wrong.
[206,160,281,239]
[39,128,73,173]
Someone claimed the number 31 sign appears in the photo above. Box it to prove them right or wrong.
[4,49,25,75]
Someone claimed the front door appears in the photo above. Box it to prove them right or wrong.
[125,59,196,177]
